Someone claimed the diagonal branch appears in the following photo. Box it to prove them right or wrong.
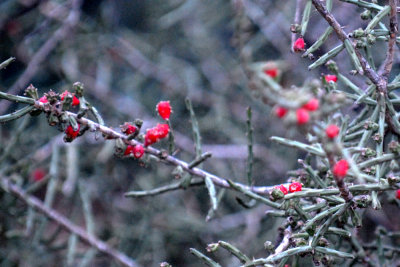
[0,177,140,267]
[311,0,383,88]
[380,0,398,79]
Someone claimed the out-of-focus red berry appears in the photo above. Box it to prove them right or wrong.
[333,159,349,178]
[396,189,400,200]
[326,124,340,139]
[303,98,319,111]
[325,75,338,83]
[275,107,288,118]
[39,96,48,104]
[296,108,310,125]
[32,168,46,182]
[264,68,278,78]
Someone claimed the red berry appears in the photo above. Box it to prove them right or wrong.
[303,98,319,111]
[278,184,288,195]
[296,108,309,125]
[275,107,288,118]
[289,182,302,193]
[156,123,170,138]
[325,75,337,83]
[60,90,80,106]
[157,101,172,120]
[144,124,170,146]
[124,145,135,156]
[65,124,80,139]
[333,159,349,178]
[121,123,138,135]
[32,168,46,182]
[133,145,145,158]
[293,37,305,52]
[144,128,160,146]
[326,124,340,139]
[396,189,400,200]
[264,68,278,78]
[39,96,48,104]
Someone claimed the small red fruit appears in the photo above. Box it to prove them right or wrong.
[124,145,135,156]
[333,159,349,178]
[296,108,309,125]
[39,96,48,104]
[133,145,145,158]
[121,123,138,135]
[325,75,338,83]
[278,184,288,195]
[60,90,80,106]
[157,101,172,120]
[264,68,278,78]
[396,189,400,200]
[326,124,340,139]
[275,107,288,118]
[293,37,305,52]
[303,98,319,111]
[289,182,302,193]
[156,123,170,138]
[65,124,80,139]
[144,128,160,146]
[32,168,46,182]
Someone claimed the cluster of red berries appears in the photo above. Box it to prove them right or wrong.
[123,101,172,158]
[60,90,80,106]
[143,101,172,146]
[39,90,80,106]
[275,182,302,195]
[124,144,145,158]
[144,123,170,146]
[275,98,319,125]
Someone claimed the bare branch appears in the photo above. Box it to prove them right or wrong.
[0,177,140,267]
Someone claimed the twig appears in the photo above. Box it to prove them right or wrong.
[292,0,303,52]
[311,0,381,86]
[380,0,398,79]
[0,177,140,267]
